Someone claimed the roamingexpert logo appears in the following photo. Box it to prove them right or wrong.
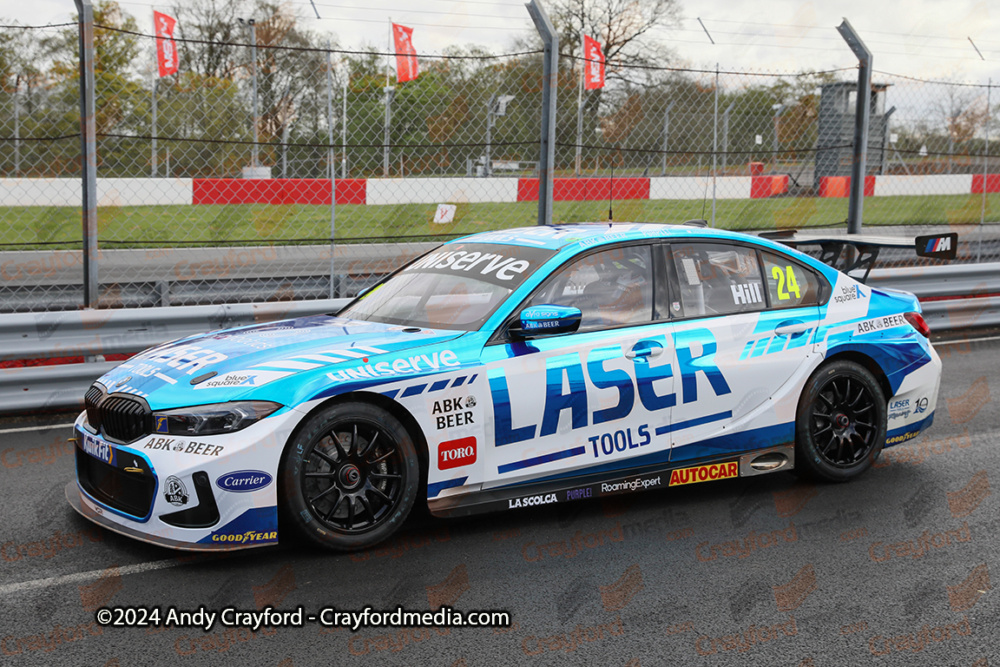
[601,476,661,494]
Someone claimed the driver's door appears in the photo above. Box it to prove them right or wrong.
[480,243,676,489]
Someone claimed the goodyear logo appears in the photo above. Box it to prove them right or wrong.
[668,461,738,487]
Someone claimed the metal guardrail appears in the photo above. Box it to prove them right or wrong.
[1,263,998,416]
[0,299,348,415]
[865,262,1000,332]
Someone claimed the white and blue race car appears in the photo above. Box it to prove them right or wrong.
[67,222,951,551]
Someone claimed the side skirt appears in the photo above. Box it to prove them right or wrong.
[428,444,795,518]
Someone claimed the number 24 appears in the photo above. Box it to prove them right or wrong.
[772,265,801,300]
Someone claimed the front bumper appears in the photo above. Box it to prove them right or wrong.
[67,408,301,551]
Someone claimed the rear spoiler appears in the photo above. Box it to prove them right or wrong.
[758,231,957,283]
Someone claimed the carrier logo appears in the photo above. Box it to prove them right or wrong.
[163,475,189,506]
[438,437,477,470]
[669,461,739,486]
[81,435,113,466]
[216,470,272,493]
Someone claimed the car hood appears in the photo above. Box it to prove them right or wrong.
[96,315,466,406]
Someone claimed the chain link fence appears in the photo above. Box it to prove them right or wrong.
[1,11,998,313]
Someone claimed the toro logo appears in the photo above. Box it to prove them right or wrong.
[215,470,273,493]
[438,437,477,470]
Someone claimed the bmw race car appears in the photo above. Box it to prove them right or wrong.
[67,222,952,551]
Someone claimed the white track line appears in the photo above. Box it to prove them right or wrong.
[0,423,75,434]
[935,334,1000,346]
[0,559,182,597]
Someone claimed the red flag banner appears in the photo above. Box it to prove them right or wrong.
[584,35,605,90]
[392,23,418,83]
[153,11,178,77]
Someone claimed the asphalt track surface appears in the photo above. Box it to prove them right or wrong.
[1,335,998,666]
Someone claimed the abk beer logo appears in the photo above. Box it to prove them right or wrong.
[438,437,476,470]
[163,476,189,506]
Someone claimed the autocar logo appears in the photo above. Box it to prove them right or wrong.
[164,475,189,506]
[215,470,273,493]
[438,437,477,470]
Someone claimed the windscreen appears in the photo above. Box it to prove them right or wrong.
[340,243,557,331]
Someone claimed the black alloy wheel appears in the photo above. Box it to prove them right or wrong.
[280,401,419,550]
[795,360,887,482]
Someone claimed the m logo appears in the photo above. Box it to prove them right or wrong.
[916,233,958,260]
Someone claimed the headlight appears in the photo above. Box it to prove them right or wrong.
[152,401,281,436]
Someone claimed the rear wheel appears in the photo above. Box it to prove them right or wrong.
[795,360,886,482]
[280,401,420,551]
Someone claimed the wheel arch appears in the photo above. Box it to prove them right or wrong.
[281,390,431,494]
[819,349,892,404]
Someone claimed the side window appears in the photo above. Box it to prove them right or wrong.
[669,242,765,317]
[761,251,822,308]
[524,245,653,330]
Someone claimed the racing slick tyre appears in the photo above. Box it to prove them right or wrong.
[279,401,420,551]
[794,360,887,482]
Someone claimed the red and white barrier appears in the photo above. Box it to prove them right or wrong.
[5,173,999,207]
[1,178,193,206]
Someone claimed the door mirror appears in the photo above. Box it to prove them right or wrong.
[510,305,582,339]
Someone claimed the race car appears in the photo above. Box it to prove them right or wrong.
[67,222,950,551]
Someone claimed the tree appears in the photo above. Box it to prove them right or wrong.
[548,0,680,78]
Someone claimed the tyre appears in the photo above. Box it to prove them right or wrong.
[794,360,887,482]
[279,401,420,551]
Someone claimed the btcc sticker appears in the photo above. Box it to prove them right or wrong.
[668,461,739,487]
[508,493,558,509]
[855,314,907,335]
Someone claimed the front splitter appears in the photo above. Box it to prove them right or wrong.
[65,481,274,552]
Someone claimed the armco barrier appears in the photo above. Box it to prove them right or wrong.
[0,263,997,415]
[0,298,348,414]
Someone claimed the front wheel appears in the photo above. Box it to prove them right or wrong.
[279,401,420,551]
[795,360,887,482]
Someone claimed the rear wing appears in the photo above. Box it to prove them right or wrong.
[758,231,957,283]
